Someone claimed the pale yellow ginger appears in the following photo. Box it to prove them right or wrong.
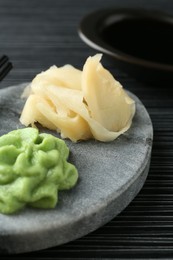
[20,54,135,142]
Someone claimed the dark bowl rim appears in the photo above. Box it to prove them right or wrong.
[78,8,173,72]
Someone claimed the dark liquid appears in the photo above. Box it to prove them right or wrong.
[100,18,173,65]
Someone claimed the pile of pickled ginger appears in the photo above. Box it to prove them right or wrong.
[20,54,135,142]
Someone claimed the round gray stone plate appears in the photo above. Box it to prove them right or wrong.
[0,83,153,254]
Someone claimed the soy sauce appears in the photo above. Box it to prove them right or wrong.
[100,18,173,65]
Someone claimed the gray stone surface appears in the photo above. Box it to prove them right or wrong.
[0,83,153,254]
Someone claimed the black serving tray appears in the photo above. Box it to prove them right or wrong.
[79,8,173,83]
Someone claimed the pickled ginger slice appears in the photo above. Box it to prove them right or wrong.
[31,65,82,92]
[47,85,131,142]
[36,101,92,142]
[20,94,57,130]
[82,54,135,132]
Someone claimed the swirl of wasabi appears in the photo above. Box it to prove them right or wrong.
[0,128,78,214]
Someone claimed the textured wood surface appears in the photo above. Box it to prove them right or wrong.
[0,0,173,258]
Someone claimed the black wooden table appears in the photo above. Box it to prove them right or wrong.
[0,0,173,258]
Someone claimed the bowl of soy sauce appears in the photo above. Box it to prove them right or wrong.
[79,8,173,83]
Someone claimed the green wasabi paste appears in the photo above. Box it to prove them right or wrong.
[0,128,78,214]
